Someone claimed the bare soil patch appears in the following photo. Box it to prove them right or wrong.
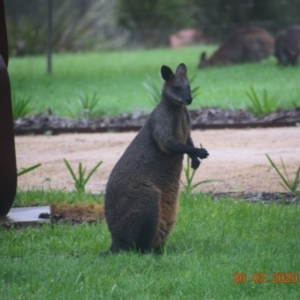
[16,127,300,195]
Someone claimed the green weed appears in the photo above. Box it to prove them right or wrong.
[17,163,42,177]
[189,74,201,100]
[63,158,102,193]
[143,74,161,104]
[266,154,300,195]
[68,92,104,120]
[12,94,32,119]
[291,88,300,108]
[245,86,280,117]
[181,154,219,196]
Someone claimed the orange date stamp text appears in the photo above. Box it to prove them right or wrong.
[233,272,298,283]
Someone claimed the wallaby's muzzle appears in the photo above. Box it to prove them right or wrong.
[186,97,193,105]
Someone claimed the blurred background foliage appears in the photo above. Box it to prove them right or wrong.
[4,0,300,55]
[4,0,126,55]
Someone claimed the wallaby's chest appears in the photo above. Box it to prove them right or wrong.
[174,110,190,143]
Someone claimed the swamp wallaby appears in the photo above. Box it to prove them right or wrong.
[199,27,274,68]
[104,63,209,254]
[275,25,300,66]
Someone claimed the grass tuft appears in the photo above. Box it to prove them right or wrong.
[265,154,300,195]
[12,94,32,119]
[67,92,104,120]
[63,158,102,193]
[181,155,220,196]
[245,86,280,117]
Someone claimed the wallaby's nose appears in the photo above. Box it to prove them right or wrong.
[186,97,192,105]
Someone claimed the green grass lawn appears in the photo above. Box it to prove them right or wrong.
[8,46,300,118]
[1,192,300,299]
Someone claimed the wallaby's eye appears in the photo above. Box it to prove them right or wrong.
[173,86,181,92]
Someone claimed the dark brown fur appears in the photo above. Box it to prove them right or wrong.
[104,63,209,254]
[199,27,274,68]
[275,25,300,66]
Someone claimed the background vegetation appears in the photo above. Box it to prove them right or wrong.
[8,46,300,117]
[4,0,300,53]
[4,0,123,55]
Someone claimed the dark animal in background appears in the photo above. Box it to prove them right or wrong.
[275,25,300,66]
[198,27,274,68]
[104,63,209,254]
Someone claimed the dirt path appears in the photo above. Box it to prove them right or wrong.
[15,127,300,194]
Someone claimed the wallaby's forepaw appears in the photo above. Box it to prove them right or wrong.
[190,156,201,169]
[196,148,209,159]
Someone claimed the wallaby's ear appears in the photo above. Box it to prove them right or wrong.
[200,52,207,62]
[175,63,187,75]
[161,65,174,81]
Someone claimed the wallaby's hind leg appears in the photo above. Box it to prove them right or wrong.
[136,207,159,253]
[152,190,179,250]
[109,235,132,253]
[108,185,160,253]
[153,217,175,250]
[109,210,158,254]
